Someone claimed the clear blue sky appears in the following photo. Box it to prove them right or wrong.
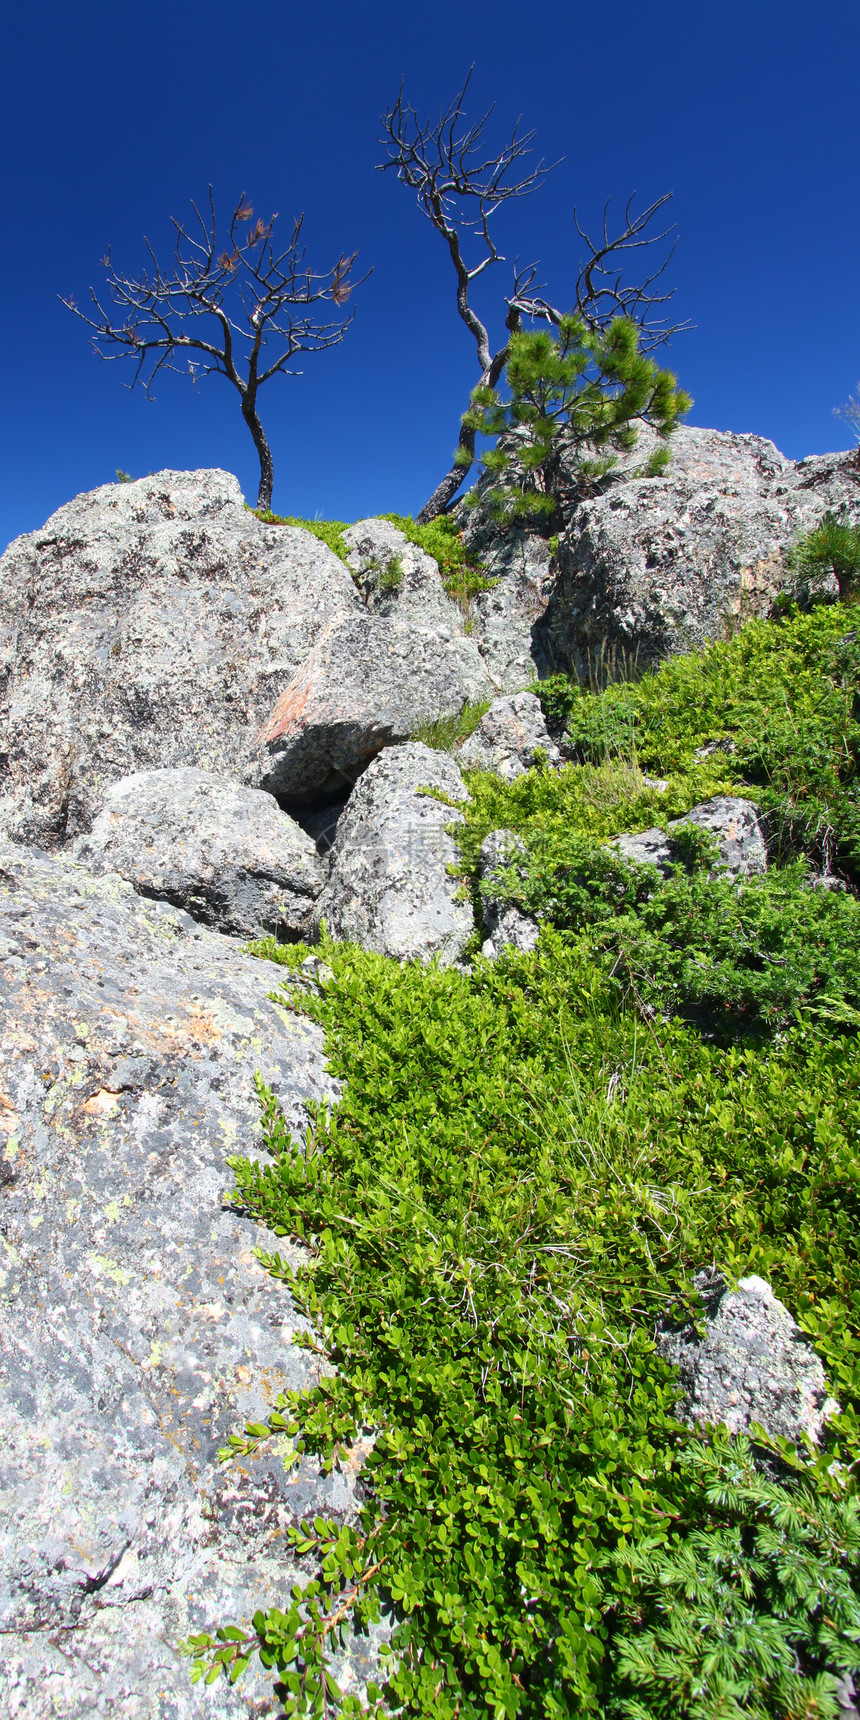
[1,0,858,551]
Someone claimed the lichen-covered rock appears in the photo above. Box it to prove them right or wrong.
[479,829,539,960]
[0,837,385,1716]
[0,470,361,847]
[251,612,494,801]
[343,517,462,631]
[612,796,767,878]
[456,517,556,691]
[458,692,562,781]
[312,744,474,965]
[676,795,768,875]
[658,1272,836,1445]
[610,826,675,873]
[540,425,860,674]
[72,766,324,940]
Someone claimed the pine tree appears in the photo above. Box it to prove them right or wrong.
[463,314,692,527]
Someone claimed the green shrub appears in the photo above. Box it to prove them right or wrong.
[184,603,860,1717]
[524,608,860,877]
[250,504,497,612]
[186,937,860,1715]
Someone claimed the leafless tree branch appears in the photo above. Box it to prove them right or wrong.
[61,190,369,510]
[379,75,688,520]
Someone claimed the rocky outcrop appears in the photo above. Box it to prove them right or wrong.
[541,425,860,674]
[458,692,562,780]
[313,744,474,966]
[612,796,767,878]
[658,1272,836,1445]
[457,519,556,692]
[343,517,462,632]
[458,425,860,685]
[72,766,323,940]
[0,470,361,847]
[251,613,494,801]
[478,829,539,960]
[0,838,384,1717]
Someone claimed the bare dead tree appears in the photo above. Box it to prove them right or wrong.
[62,191,367,511]
[378,73,688,521]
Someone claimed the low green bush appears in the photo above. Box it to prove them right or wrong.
[182,603,860,1716]
[186,936,860,1716]
[525,607,860,877]
[251,505,496,611]
[380,512,498,607]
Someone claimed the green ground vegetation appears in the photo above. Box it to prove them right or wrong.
[185,601,860,1718]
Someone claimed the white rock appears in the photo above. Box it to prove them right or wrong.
[0,469,361,846]
[73,766,323,939]
[313,744,474,966]
[459,692,562,781]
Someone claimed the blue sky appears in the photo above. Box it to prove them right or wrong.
[1,0,858,550]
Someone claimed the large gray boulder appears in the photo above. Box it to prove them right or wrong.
[0,470,361,847]
[458,425,860,685]
[312,744,474,965]
[612,796,767,879]
[658,1272,836,1445]
[478,829,539,960]
[458,692,562,780]
[251,612,494,801]
[343,517,463,632]
[0,837,382,1717]
[72,766,324,940]
[541,425,860,674]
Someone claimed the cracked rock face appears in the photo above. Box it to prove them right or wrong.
[658,1272,836,1445]
[457,517,556,693]
[0,470,361,847]
[460,425,860,685]
[72,766,324,941]
[458,692,562,781]
[0,838,381,1717]
[312,743,474,966]
[541,425,860,674]
[250,612,494,802]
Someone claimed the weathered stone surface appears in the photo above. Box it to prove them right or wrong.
[458,692,562,781]
[343,518,462,631]
[676,795,768,875]
[658,1272,836,1444]
[612,796,767,878]
[72,766,324,941]
[313,744,474,966]
[456,514,556,692]
[0,837,379,1717]
[540,425,860,674]
[0,470,361,847]
[610,826,674,873]
[251,613,494,802]
[479,829,539,960]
